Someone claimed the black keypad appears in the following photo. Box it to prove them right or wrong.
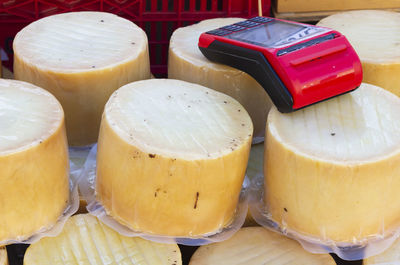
[234,20,260,28]
[206,29,232,36]
[221,25,246,32]
[249,16,273,23]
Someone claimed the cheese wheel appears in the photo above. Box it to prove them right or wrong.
[0,79,69,242]
[364,236,400,264]
[264,83,400,242]
[0,247,7,265]
[24,214,182,265]
[13,11,151,146]
[189,227,335,265]
[96,79,253,236]
[317,10,400,97]
[168,18,272,141]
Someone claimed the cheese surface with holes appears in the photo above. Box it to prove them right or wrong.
[0,79,69,242]
[96,79,253,236]
[318,10,400,97]
[24,214,182,265]
[189,227,335,265]
[13,11,151,146]
[169,18,272,142]
[265,83,400,242]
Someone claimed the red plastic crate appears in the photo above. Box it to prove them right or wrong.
[0,0,270,76]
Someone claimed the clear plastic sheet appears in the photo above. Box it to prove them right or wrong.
[252,136,265,145]
[0,166,79,246]
[249,173,400,261]
[78,144,249,246]
[69,145,93,183]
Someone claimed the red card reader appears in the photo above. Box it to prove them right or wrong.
[198,16,363,113]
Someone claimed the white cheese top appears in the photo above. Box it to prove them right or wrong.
[104,79,253,160]
[268,83,400,163]
[318,10,400,64]
[0,79,63,155]
[13,11,148,72]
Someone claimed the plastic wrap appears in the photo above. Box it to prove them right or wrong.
[364,235,400,264]
[249,83,400,261]
[249,173,400,260]
[168,18,272,143]
[13,11,151,146]
[78,144,249,245]
[0,178,79,246]
[69,145,93,182]
[0,78,79,245]
[70,145,94,213]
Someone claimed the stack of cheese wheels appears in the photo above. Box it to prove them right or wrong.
[13,11,151,146]
[24,214,182,265]
[0,79,69,242]
[189,227,335,265]
[0,247,7,265]
[364,236,400,264]
[318,10,400,97]
[96,79,253,236]
[264,83,400,242]
[169,18,272,141]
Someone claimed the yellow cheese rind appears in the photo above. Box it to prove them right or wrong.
[189,227,335,265]
[0,79,69,242]
[264,83,400,242]
[317,10,400,97]
[96,79,252,236]
[13,11,151,146]
[24,214,182,265]
[168,18,272,141]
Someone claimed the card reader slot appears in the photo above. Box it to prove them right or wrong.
[199,40,294,113]
[290,44,347,66]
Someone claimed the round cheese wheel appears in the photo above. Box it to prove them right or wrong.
[96,79,253,236]
[264,83,400,242]
[317,10,400,97]
[13,11,151,146]
[0,79,69,242]
[168,18,272,142]
[24,214,182,265]
[189,227,335,265]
